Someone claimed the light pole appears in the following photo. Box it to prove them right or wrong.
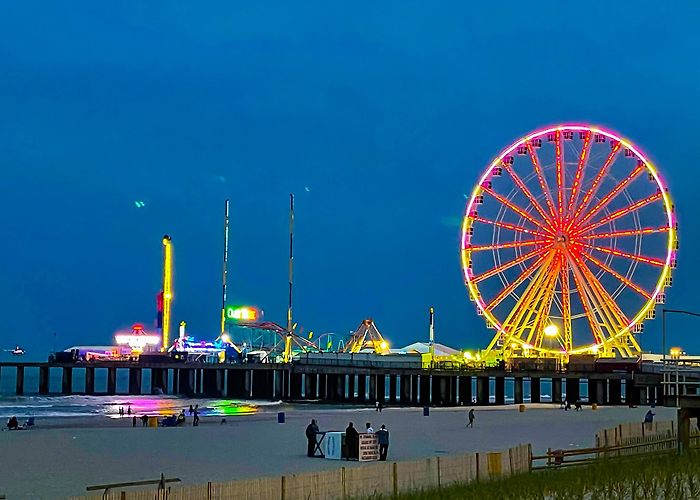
[662,308,700,407]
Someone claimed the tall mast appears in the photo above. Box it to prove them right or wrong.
[284,193,294,362]
[429,306,435,364]
[220,199,230,337]
[162,235,173,351]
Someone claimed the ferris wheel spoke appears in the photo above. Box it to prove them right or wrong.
[472,246,550,284]
[528,261,561,348]
[502,161,556,227]
[526,142,558,223]
[472,216,551,238]
[573,192,663,235]
[570,252,635,354]
[467,239,549,252]
[484,253,550,312]
[579,226,670,241]
[580,250,652,300]
[577,242,665,267]
[567,254,606,345]
[481,186,554,233]
[574,164,645,229]
[555,130,565,227]
[566,141,622,231]
[566,130,592,218]
[494,251,557,349]
[560,256,573,352]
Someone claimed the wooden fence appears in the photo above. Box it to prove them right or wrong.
[70,444,531,500]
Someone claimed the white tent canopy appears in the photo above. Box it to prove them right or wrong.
[394,342,460,357]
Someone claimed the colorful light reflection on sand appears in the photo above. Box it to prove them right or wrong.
[107,398,258,418]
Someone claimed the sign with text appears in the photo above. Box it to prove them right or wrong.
[225,306,259,322]
[358,433,379,462]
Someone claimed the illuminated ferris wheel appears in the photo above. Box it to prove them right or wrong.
[461,125,677,358]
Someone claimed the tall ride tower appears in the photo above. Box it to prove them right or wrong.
[161,235,174,350]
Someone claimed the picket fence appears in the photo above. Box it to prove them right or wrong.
[594,419,700,456]
[71,444,531,500]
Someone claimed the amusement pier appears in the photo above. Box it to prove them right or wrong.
[3,125,696,417]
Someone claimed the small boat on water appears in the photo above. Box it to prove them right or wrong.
[11,345,25,356]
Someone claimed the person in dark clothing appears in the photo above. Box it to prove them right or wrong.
[189,405,194,416]
[127,405,132,416]
[564,400,571,411]
[305,419,320,457]
[467,409,475,428]
[376,425,389,461]
[132,416,137,427]
[574,400,582,412]
[345,422,359,460]
[644,409,655,424]
[7,416,19,430]
[193,409,200,426]
[140,415,149,427]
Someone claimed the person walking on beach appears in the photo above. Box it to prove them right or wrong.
[376,425,389,461]
[467,408,475,428]
[141,415,148,427]
[378,400,383,413]
[193,408,200,427]
[127,405,132,416]
[305,419,319,457]
[189,405,194,416]
[345,422,359,460]
[132,415,137,427]
[119,407,124,417]
[375,401,380,412]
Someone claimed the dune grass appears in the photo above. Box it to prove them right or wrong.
[391,451,700,500]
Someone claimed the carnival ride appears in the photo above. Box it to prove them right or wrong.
[341,319,390,354]
[461,125,676,360]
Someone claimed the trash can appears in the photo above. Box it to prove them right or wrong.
[147,416,158,427]
[519,404,526,412]
[277,411,285,424]
[423,406,429,417]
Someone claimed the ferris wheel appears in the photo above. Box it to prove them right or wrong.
[461,125,677,358]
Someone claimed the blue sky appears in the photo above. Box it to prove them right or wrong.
[1,1,699,357]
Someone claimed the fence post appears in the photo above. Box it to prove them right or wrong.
[508,447,514,475]
[392,462,398,498]
[120,492,126,500]
[436,456,441,489]
[280,475,286,500]
[207,481,212,500]
[547,447,551,467]
[342,467,346,499]
[527,444,533,473]
[475,452,480,482]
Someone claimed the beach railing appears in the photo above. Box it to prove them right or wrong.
[71,444,532,500]
[85,474,181,497]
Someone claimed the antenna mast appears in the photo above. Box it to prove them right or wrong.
[284,193,294,362]
[220,199,230,337]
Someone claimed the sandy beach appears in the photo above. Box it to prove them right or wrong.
[0,403,675,499]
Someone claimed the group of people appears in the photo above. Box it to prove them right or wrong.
[305,420,390,461]
[5,416,33,431]
[122,404,203,428]
[560,399,584,411]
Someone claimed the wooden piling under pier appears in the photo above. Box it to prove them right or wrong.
[0,361,662,408]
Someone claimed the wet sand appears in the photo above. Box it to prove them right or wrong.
[0,404,675,499]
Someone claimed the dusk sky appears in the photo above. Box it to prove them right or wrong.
[1,2,699,358]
